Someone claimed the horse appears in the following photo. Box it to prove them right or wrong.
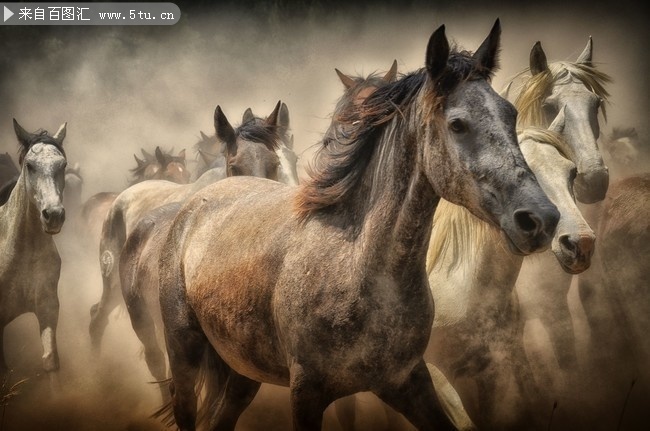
[601,127,648,177]
[193,102,300,185]
[574,173,650,428]
[509,38,611,381]
[89,101,287,352]
[0,119,67,376]
[129,146,191,186]
[426,120,595,430]
[156,20,559,431]
[337,112,596,430]
[504,37,611,204]
[117,102,296,394]
[79,146,191,248]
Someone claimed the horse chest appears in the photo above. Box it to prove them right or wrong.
[0,237,59,317]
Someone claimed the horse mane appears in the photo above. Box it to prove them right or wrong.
[17,130,66,164]
[510,61,611,128]
[517,126,571,160]
[295,50,490,218]
[425,198,501,275]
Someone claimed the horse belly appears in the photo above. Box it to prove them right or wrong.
[187,276,290,386]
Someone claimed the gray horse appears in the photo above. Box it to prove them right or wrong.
[0,119,67,376]
[157,20,559,431]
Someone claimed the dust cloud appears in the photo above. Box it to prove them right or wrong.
[0,1,647,430]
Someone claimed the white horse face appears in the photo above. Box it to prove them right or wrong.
[23,143,67,234]
[520,137,595,274]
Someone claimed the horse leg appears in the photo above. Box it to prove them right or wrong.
[90,211,127,351]
[289,362,338,431]
[35,286,60,373]
[89,262,122,352]
[125,292,167,382]
[374,360,457,431]
[165,326,206,431]
[207,369,261,430]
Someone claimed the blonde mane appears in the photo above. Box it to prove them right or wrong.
[517,126,572,160]
[509,61,611,128]
[426,199,501,276]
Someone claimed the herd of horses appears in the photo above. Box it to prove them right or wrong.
[0,18,648,431]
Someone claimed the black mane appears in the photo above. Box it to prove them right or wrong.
[296,49,486,217]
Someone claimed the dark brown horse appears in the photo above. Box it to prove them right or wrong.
[157,20,559,431]
[192,102,299,185]
[89,102,286,351]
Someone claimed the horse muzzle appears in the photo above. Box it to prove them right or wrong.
[501,204,560,255]
[553,232,595,274]
[41,206,66,234]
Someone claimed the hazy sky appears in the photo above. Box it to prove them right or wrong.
[0,0,646,195]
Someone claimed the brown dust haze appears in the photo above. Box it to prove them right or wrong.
[0,1,647,430]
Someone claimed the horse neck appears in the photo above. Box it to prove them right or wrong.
[347,109,440,275]
[427,199,524,310]
[0,171,48,247]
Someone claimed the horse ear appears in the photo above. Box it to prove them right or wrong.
[548,106,566,134]
[472,18,501,73]
[53,122,67,145]
[141,148,155,161]
[13,118,33,147]
[134,154,145,167]
[530,41,549,76]
[279,102,290,132]
[214,105,237,155]
[200,130,210,141]
[265,100,282,128]
[335,68,357,89]
[154,146,167,167]
[576,36,593,66]
[499,81,512,99]
[382,60,398,83]
[242,108,255,124]
[425,24,449,82]
[177,148,186,161]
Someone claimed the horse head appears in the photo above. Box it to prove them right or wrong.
[14,119,67,234]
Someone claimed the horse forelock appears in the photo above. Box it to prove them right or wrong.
[512,61,611,128]
[18,130,65,165]
[295,50,489,219]
[236,120,281,152]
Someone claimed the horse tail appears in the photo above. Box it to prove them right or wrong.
[152,337,231,428]
[196,344,231,426]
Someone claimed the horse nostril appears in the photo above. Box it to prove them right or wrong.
[559,234,577,256]
[513,210,542,234]
[42,209,50,221]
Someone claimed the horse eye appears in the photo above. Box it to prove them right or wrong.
[449,119,467,134]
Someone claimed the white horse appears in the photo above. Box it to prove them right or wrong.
[0,119,67,376]
[507,38,611,381]
[426,114,595,429]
